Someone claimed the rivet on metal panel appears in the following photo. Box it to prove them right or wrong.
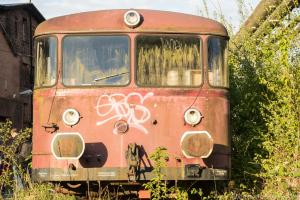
[152,119,158,125]
[68,163,76,171]
[175,157,181,162]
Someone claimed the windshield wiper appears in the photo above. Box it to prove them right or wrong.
[94,71,129,82]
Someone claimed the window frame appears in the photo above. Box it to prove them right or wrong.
[61,34,131,88]
[34,35,58,89]
[207,35,229,89]
[22,18,28,41]
[134,34,204,88]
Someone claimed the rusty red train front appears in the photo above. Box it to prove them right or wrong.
[32,9,230,182]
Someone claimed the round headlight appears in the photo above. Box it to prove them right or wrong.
[62,108,80,126]
[184,108,203,126]
[124,10,141,28]
[114,120,129,134]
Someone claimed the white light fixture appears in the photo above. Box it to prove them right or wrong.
[62,108,80,126]
[184,108,203,126]
[124,10,141,28]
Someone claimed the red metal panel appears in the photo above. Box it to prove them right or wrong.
[35,10,227,37]
[33,87,229,169]
[32,12,230,181]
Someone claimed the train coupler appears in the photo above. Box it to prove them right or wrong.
[125,143,140,182]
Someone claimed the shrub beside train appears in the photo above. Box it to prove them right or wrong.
[32,9,230,186]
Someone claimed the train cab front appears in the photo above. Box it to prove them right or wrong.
[32,9,230,184]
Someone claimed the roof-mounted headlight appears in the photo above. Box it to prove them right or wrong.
[62,108,80,126]
[124,10,141,28]
[184,108,203,126]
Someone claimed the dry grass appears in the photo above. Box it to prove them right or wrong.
[137,37,201,86]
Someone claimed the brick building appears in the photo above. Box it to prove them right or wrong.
[0,3,44,128]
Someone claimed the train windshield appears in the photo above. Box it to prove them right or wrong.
[208,37,228,87]
[136,36,202,87]
[62,36,129,86]
[35,37,57,87]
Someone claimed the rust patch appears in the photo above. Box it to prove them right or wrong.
[181,132,213,158]
[52,134,84,158]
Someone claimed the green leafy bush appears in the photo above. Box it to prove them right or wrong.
[0,120,31,197]
[229,1,300,198]
[12,183,76,200]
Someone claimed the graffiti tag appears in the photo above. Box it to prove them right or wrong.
[95,92,154,134]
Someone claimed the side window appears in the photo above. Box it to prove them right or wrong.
[208,37,228,87]
[35,37,57,87]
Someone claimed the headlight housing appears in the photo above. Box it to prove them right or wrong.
[124,10,141,28]
[180,131,213,158]
[184,108,203,126]
[51,132,85,159]
[62,108,80,126]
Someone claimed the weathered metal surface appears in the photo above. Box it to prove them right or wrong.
[252,0,299,37]
[234,0,298,42]
[32,84,230,180]
[32,167,229,181]
[239,0,282,33]
[181,131,213,158]
[138,190,150,199]
[32,10,230,182]
[34,9,228,37]
[52,133,84,158]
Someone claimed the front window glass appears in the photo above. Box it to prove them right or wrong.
[62,36,129,86]
[136,36,202,87]
[208,37,228,87]
[35,37,57,87]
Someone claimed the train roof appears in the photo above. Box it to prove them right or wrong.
[35,9,228,37]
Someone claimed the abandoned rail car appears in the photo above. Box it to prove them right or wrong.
[32,9,230,189]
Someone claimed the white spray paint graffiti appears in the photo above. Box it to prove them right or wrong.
[95,92,154,134]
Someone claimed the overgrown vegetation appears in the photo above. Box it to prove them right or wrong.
[143,147,170,199]
[143,147,202,200]
[229,1,300,199]
[0,120,75,200]
[144,1,300,199]
[1,1,300,199]
[12,183,76,200]
[0,120,31,198]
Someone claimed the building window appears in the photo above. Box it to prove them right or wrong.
[22,18,27,41]
[14,17,18,38]
[5,16,11,34]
